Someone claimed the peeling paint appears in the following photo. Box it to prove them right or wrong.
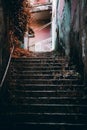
[54,0,71,56]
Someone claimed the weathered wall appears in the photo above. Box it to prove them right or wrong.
[54,0,87,82]
[70,0,83,75]
[53,0,71,56]
[0,0,10,81]
[76,0,87,83]
[0,0,31,82]
[0,0,4,67]
[58,0,71,57]
[65,0,87,82]
[68,0,84,82]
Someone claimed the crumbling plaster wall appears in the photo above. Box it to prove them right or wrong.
[66,0,87,83]
[54,0,87,82]
[54,0,71,56]
[79,0,87,83]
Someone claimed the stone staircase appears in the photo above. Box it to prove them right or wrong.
[0,52,87,129]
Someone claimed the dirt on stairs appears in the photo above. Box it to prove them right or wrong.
[0,52,87,130]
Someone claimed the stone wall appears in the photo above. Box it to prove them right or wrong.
[0,0,10,82]
[79,0,87,83]
[0,0,31,82]
[70,0,87,83]
[70,0,83,80]
[54,0,87,82]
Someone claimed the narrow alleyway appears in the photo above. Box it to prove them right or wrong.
[29,20,52,52]
[24,1,52,52]
[0,0,87,129]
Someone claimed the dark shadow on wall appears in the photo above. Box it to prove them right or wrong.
[70,29,84,82]
[0,0,10,82]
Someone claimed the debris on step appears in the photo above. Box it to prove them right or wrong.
[12,47,34,58]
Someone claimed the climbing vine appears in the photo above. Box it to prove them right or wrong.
[8,0,30,47]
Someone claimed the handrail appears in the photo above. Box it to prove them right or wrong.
[0,45,14,88]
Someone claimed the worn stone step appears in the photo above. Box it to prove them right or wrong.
[10,65,76,71]
[10,67,76,73]
[10,66,64,71]
[9,74,79,80]
[12,97,87,105]
[9,84,85,91]
[9,69,77,75]
[11,60,67,65]
[11,59,67,64]
[10,90,84,98]
[0,113,87,124]
[11,62,75,69]
[12,57,66,60]
[9,78,82,85]
[9,67,80,79]
[11,62,65,66]
[1,53,86,128]
[11,62,67,66]
[0,104,87,114]
[0,122,87,130]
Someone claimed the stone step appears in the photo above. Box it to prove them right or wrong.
[9,90,84,98]
[9,84,85,91]
[11,58,67,64]
[12,97,87,105]
[10,66,64,71]
[11,62,74,68]
[12,57,66,60]
[2,53,86,128]
[9,69,77,75]
[0,104,87,114]
[11,62,68,67]
[0,122,87,130]
[0,113,87,124]
[9,74,79,80]
[9,78,82,85]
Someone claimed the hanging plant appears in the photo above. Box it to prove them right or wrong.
[8,0,31,47]
[6,0,32,57]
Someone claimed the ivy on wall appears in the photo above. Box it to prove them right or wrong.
[8,0,30,47]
